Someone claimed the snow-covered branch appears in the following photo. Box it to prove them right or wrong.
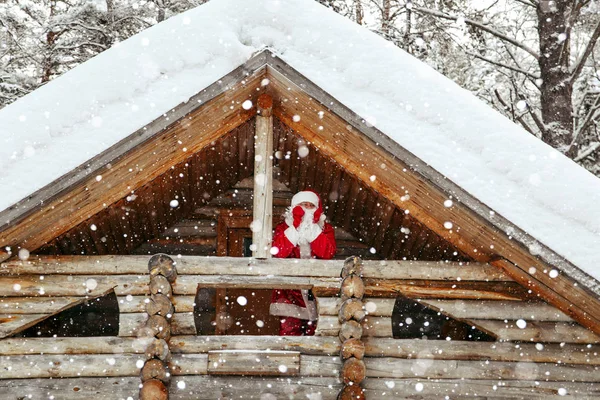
[467,51,540,80]
[570,94,600,152]
[570,20,600,84]
[53,42,108,51]
[410,6,540,60]
[575,142,600,162]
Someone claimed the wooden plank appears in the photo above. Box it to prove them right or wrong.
[0,295,194,314]
[419,299,573,322]
[468,319,600,344]
[363,337,600,365]
[0,256,513,281]
[0,276,525,301]
[0,375,594,400]
[299,355,600,383]
[266,57,600,334]
[0,377,141,399]
[207,350,299,376]
[362,378,600,399]
[0,353,144,379]
[2,336,597,365]
[318,297,394,317]
[0,337,153,355]
[252,94,274,258]
[315,315,392,337]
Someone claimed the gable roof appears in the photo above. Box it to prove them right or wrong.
[0,0,599,328]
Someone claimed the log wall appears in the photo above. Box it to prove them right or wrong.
[1,256,599,399]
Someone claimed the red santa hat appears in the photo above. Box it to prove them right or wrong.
[291,190,320,208]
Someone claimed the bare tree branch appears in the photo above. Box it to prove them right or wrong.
[569,94,600,153]
[53,42,108,51]
[575,142,600,162]
[570,19,600,84]
[410,6,540,59]
[468,51,540,79]
[494,89,535,134]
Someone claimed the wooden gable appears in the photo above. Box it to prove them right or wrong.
[0,50,599,338]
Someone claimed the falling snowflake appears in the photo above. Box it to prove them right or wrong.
[18,248,30,261]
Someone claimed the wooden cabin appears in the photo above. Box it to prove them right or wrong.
[1,1,600,399]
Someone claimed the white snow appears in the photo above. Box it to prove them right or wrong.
[1,0,600,284]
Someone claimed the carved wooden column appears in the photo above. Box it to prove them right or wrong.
[252,93,274,258]
[139,254,177,400]
[338,256,366,400]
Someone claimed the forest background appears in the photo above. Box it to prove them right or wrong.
[1,0,599,176]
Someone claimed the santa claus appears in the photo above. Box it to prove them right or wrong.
[269,190,337,336]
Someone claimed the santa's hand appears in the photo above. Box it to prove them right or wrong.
[292,206,304,228]
[313,208,322,223]
[305,223,323,243]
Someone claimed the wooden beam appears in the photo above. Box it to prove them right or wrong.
[2,336,597,365]
[252,94,274,258]
[207,350,299,376]
[1,375,596,399]
[468,319,600,343]
[362,378,600,398]
[0,337,152,355]
[418,299,573,322]
[1,255,512,281]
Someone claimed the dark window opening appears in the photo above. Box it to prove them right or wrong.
[194,285,286,335]
[14,290,119,337]
[392,296,494,341]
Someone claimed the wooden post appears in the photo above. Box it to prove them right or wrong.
[140,254,178,400]
[252,94,274,259]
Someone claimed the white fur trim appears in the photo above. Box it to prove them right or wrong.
[270,302,311,320]
[269,297,317,321]
[284,226,299,246]
[291,191,319,207]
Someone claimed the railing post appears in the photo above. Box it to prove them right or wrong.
[337,256,366,400]
[139,254,177,400]
[252,94,274,259]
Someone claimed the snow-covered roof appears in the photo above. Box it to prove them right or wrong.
[1,0,600,285]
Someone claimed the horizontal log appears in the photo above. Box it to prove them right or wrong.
[169,335,340,355]
[362,378,600,399]
[469,319,600,344]
[0,353,144,379]
[319,297,394,317]
[362,357,600,382]
[419,299,574,322]
[0,336,600,365]
[363,337,600,365]
[207,350,300,376]
[0,336,153,355]
[316,315,392,337]
[1,256,511,281]
[2,336,597,366]
[0,295,195,314]
[1,376,595,399]
[0,377,141,399]
[0,274,525,300]
[0,312,196,337]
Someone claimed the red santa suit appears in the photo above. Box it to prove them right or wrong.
[269,190,336,336]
